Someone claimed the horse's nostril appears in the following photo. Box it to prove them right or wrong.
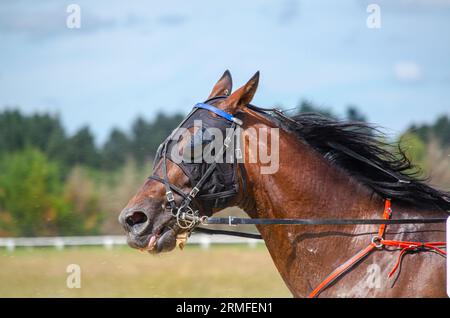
[126,211,148,227]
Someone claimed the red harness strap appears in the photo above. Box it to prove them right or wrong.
[308,199,447,298]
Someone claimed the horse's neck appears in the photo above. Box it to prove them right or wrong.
[239,127,386,297]
[241,127,382,219]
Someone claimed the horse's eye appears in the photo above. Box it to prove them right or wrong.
[182,128,213,162]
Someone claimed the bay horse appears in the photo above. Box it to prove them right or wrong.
[118,71,449,297]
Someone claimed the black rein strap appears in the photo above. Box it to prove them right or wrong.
[205,217,448,226]
[193,216,447,240]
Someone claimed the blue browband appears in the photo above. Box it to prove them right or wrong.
[194,103,243,125]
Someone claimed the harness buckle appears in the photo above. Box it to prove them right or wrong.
[200,216,208,225]
[371,236,384,249]
[228,216,237,227]
[189,187,200,198]
[166,191,175,202]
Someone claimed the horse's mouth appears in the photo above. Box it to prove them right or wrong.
[127,222,179,254]
[146,224,178,254]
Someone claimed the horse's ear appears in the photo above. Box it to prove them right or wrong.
[221,71,259,114]
[208,70,233,99]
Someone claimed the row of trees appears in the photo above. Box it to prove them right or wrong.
[409,115,450,148]
[296,100,368,122]
[0,148,103,236]
[0,110,184,172]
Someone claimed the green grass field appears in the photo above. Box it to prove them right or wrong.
[0,244,291,297]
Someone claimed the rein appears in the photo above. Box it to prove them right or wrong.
[203,216,448,226]
[192,215,447,240]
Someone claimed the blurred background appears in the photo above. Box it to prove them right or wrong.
[0,0,449,297]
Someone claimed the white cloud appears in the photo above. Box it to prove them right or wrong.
[393,61,422,82]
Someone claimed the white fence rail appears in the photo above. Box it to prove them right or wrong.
[0,234,261,251]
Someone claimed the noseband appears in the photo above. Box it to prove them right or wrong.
[149,96,246,231]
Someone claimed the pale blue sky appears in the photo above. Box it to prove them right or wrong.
[1,0,450,143]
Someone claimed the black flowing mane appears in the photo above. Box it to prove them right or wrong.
[250,107,450,212]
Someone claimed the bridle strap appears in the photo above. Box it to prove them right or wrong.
[193,227,262,240]
[160,143,178,211]
[195,103,243,125]
[177,121,240,213]
[149,175,190,201]
[149,96,244,229]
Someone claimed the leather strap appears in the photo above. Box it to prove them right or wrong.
[193,227,262,239]
[308,244,377,298]
[205,217,447,225]
[308,199,446,298]
[194,103,242,125]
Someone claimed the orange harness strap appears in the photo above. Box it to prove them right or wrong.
[307,243,377,298]
[308,199,447,298]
